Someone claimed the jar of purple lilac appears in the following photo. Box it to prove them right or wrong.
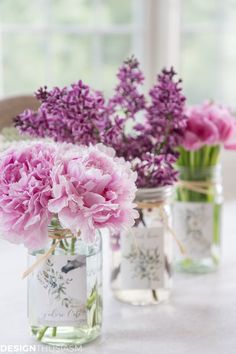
[110,187,173,306]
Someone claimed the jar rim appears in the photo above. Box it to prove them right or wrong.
[176,164,221,172]
[176,164,222,182]
[135,186,173,202]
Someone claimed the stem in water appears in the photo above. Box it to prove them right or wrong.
[152,289,158,302]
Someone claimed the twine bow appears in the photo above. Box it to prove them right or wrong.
[136,201,186,255]
[178,180,215,195]
[22,229,77,279]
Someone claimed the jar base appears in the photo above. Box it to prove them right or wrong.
[31,325,101,346]
[174,257,220,274]
[112,288,170,306]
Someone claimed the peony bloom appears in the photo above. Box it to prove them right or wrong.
[182,101,236,151]
[0,142,56,250]
[48,143,138,242]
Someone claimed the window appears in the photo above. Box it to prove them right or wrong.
[1,0,235,108]
[0,0,145,97]
[181,0,236,107]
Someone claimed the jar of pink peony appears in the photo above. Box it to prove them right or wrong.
[28,218,102,346]
[0,141,137,346]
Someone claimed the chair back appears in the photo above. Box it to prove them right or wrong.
[0,95,39,130]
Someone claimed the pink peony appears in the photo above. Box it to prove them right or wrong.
[48,143,138,242]
[182,101,236,151]
[0,142,56,250]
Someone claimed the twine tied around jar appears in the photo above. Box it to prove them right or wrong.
[135,200,186,255]
[22,229,78,279]
[177,180,216,195]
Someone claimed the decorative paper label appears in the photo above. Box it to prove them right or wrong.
[120,227,165,289]
[28,255,87,326]
[173,202,213,258]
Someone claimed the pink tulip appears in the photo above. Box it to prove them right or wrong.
[182,101,236,151]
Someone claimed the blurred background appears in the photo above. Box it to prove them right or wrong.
[0,0,235,197]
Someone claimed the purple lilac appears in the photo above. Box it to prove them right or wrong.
[146,67,187,155]
[15,80,108,145]
[14,57,187,189]
[132,153,178,188]
[108,56,146,120]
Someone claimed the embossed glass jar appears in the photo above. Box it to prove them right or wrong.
[28,225,102,346]
[110,187,173,306]
[173,165,223,273]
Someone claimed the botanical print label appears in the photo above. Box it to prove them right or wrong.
[173,202,213,258]
[28,255,87,326]
[120,227,165,289]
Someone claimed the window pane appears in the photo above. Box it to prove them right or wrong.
[50,34,93,88]
[181,0,236,107]
[181,33,220,104]
[102,34,132,94]
[51,0,94,25]
[182,0,221,25]
[0,1,142,98]
[0,0,44,24]
[2,33,45,95]
[100,0,133,25]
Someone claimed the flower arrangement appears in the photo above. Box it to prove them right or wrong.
[174,101,236,273]
[15,56,187,189]
[0,141,138,343]
[14,57,187,307]
[0,142,137,250]
[178,101,236,168]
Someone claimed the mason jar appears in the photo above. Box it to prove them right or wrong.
[28,224,102,346]
[110,187,173,306]
[173,165,223,273]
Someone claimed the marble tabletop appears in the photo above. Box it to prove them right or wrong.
[0,202,236,354]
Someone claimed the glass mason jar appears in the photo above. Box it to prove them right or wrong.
[110,187,173,306]
[173,165,223,273]
[28,224,102,346]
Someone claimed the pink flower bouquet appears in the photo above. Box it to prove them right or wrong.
[174,101,236,273]
[0,141,137,344]
[0,141,137,250]
[179,101,236,166]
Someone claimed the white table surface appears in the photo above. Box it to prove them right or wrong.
[0,202,236,354]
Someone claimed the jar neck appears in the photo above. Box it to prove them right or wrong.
[135,186,172,203]
[177,164,222,182]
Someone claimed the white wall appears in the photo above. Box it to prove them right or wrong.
[222,151,236,200]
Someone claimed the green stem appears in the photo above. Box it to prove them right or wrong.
[37,326,49,341]
[59,240,67,251]
[52,327,57,337]
[71,237,76,255]
[152,289,158,302]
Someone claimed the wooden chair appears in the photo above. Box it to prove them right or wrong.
[0,95,39,130]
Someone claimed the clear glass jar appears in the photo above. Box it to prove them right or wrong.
[173,165,223,273]
[28,225,102,346]
[111,187,173,306]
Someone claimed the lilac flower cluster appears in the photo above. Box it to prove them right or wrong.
[146,67,187,156]
[107,60,187,187]
[15,80,107,145]
[108,56,146,120]
[133,153,179,188]
[102,56,146,150]
[15,56,187,188]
